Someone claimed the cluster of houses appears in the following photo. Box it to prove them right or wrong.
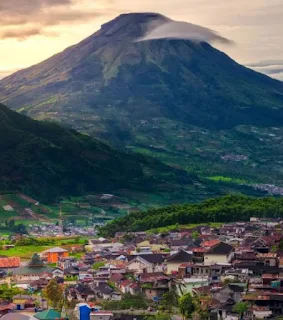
[0,217,282,320]
[28,223,97,237]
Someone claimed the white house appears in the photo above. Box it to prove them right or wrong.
[127,254,165,274]
[204,242,234,265]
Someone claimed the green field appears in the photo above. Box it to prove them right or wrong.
[0,193,148,232]
[0,236,88,259]
[0,246,53,258]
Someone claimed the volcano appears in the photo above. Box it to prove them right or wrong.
[1,13,283,188]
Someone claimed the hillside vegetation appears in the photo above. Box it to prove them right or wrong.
[0,103,196,203]
[99,195,283,237]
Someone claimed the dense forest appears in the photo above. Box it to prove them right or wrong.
[99,194,283,237]
[0,103,194,203]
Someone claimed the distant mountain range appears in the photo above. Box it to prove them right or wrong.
[1,13,283,193]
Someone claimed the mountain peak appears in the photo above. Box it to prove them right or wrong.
[99,12,169,40]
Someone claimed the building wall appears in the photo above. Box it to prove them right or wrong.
[213,286,242,303]
[127,260,150,273]
[47,252,68,263]
[166,262,182,274]
[177,280,209,294]
[204,253,233,265]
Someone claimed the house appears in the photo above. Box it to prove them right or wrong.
[13,295,36,310]
[79,271,94,281]
[120,280,132,294]
[110,273,124,286]
[71,283,96,301]
[139,273,171,300]
[257,253,278,267]
[12,254,63,284]
[201,239,221,250]
[204,242,234,265]
[0,303,17,317]
[86,241,124,253]
[0,257,20,269]
[128,283,141,295]
[58,257,77,270]
[214,299,239,320]
[243,292,283,317]
[134,241,152,254]
[127,254,165,274]
[90,311,113,320]
[212,284,245,303]
[33,309,61,320]
[40,247,68,264]
[92,283,116,300]
[169,239,192,251]
[29,278,49,290]
[0,314,31,320]
[165,250,193,274]
[64,266,80,278]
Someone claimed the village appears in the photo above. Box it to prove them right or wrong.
[0,217,282,320]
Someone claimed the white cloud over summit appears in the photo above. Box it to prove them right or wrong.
[138,19,232,44]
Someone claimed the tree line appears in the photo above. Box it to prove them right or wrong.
[99,194,283,237]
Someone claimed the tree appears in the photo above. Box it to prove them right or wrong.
[93,261,105,270]
[178,293,195,320]
[160,287,179,313]
[192,296,209,320]
[233,302,249,319]
[8,220,15,228]
[0,285,21,302]
[192,231,200,241]
[146,313,171,320]
[43,279,64,310]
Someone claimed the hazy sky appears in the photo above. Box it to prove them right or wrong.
[1,0,283,80]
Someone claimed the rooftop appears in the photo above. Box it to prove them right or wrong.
[42,247,68,253]
[205,242,234,255]
[0,257,20,268]
[166,250,192,263]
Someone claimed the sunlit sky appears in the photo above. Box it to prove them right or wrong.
[1,0,283,79]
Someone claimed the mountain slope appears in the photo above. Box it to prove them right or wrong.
[1,13,283,188]
[0,103,200,203]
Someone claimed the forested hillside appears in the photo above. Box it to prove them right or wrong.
[0,103,195,203]
[99,195,283,237]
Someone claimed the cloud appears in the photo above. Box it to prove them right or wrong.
[247,60,283,68]
[247,60,283,81]
[0,28,58,40]
[0,0,72,14]
[138,18,232,44]
[0,0,111,40]
[41,11,105,26]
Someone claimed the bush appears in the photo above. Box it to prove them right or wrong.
[102,294,148,310]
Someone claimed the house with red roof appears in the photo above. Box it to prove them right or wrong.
[201,239,221,249]
[119,280,132,294]
[0,257,20,269]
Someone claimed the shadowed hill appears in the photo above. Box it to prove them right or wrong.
[0,103,196,203]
